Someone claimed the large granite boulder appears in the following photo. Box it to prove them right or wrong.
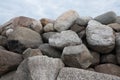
[86,20,115,53]
[13,56,64,80]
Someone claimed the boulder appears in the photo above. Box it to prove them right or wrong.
[0,49,23,76]
[115,16,120,24]
[101,54,117,64]
[57,67,120,80]
[75,16,93,26]
[70,24,85,33]
[42,32,58,42]
[7,27,43,53]
[94,11,116,24]
[40,18,54,27]
[49,30,82,49]
[1,16,43,34]
[108,23,120,32]
[91,51,100,66]
[95,64,120,77]
[0,71,15,80]
[86,20,115,53]
[54,10,79,31]
[61,44,93,69]
[39,44,61,58]
[115,33,120,65]
[44,23,55,32]
[13,56,64,80]
[23,48,42,59]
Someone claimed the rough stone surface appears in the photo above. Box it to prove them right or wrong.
[1,16,43,34]
[54,10,79,31]
[86,20,115,53]
[94,11,116,24]
[42,32,58,42]
[91,51,100,66]
[23,48,43,59]
[39,44,61,58]
[70,24,85,33]
[0,49,23,76]
[115,33,120,65]
[101,54,117,64]
[13,56,64,80]
[44,23,54,32]
[75,16,93,26]
[0,36,7,46]
[40,18,54,27]
[108,23,120,32]
[95,64,120,77]
[7,27,43,53]
[0,71,15,80]
[57,67,120,80]
[49,30,82,49]
[77,30,86,39]
[61,44,93,69]
[115,16,120,24]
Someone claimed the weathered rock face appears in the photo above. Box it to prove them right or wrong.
[115,16,120,24]
[70,24,85,33]
[115,33,120,65]
[108,23,120,32]
[39,44,61,58]
[101,54,117,64]
[13,56,64,80]
[49,30,82,49]
[86,20,115,53]
[0,71,15,80]
[0,49,23,76]
[44,23,54,32]
[42,32,58,42]
[61,44,93,69]
[95,64,120,77]
[0,36,7,46]
[54,10,79,32]
[57,67,120,80]
[1,16,43,34]
[7,27,43,53]
[23,48,43,59]
[94,11,116,24]
[75,16,93,26]
[40,18,54,27]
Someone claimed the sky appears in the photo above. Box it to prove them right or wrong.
[0,0,120,24]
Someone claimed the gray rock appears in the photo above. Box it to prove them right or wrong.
[61,44,93,69]
[7,27,43,53]
[77,30,86,39]
[0,71,15,80]
[0,49,23,76]
[115,16,120,24]
[13,56,64,80]
[54,10,79,31]
[108,23,120,32]
[44,23,54,32]
[86,20,115,53]
[76,16,93,26]
[23,48,43,59]
[115,33,120,65]
[39,44,61,58]
[57,67,120,80]
[91,51,100,66]
[94,11,116,24]
[49,30,82,49]
[101,54,117,64]
[70,24,85,33]
[95,64,120,77]
[42,32,58,42]
[0,36,7,46]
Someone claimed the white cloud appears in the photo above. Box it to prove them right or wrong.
[0,0,120,24]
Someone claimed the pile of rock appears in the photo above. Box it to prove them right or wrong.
[0,10,120,80]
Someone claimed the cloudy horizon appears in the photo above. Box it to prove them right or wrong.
[0,0,120,24]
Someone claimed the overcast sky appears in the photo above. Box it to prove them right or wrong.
[0,0,120,24]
